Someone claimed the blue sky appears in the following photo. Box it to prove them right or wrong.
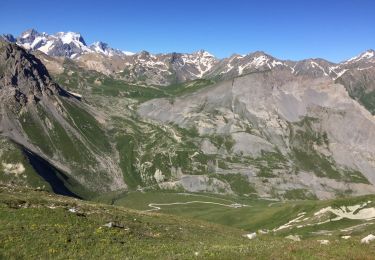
[0,0,374,62]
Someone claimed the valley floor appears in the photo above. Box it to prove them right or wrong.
[1,185,375,259]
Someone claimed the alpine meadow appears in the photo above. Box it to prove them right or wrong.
[1,1,375,259]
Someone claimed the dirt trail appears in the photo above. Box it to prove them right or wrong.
[144,200,249,212]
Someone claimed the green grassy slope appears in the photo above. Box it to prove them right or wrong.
[0,136,93,199]
[1,185,375,259]
[0,138,47,189]
[106,191,375,241]
[16,98,115,197]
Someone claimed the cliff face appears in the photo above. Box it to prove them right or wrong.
[0,41,61,109]
[0,41,125,197]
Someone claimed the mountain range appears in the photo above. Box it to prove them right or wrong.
[1,29,375,201]
[3,29,374,84]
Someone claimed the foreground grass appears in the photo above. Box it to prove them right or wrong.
[1,186,375,259]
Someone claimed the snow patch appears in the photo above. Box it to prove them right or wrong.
[251,55,268,68]
[274,212,306,231]
[154,169,165,183]
[318,240,330,245]
[310,61,328,76]
[243,232,257,239]
[314,202,375,220]
[123,51,135,56]
[361,51,374,59]
[361,234,375,244]
[38,40,54,54]
[285,235,301,241]
[22,33,30,39]
[1,163,25,175]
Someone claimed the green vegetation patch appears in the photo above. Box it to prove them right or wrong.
[283,189,318,200]
[92,77,165,101]
[0,138,48,189]
[163,79,215,96]
[290,117,369,184]
[115,135,143,189]
[359,90,375,114]
[62,99,111,153]
[214,173,256,195]
[19,109,54,156]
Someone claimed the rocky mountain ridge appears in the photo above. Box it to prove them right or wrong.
[2,30,374,86]
[0,41,125,197]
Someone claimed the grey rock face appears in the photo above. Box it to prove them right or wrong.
[0,40,125,194]
[0,41,62,110]
[290,58,336,78]
[0,34,16,43]
[109,50,218,85]
[138,69,375,198]
[333,50,375,114]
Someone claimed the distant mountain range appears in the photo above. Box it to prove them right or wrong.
[2,29,374,86]
[1,29,132,58]
[1,29,375,201]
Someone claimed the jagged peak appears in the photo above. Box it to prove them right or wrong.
[90,41,110,53]
[296,57,335,65]
[248,50,268,56]
[20,28,40,39]
[54,31,87,46]
[244,51,281,67]
[92,41,108,48]
[193,49,215,58]
[0,41,65,108]
[138,50,151,57]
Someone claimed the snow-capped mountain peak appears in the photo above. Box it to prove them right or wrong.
[7,29,136,58]
[91,41,112,55]
[20,29,40,39]
[345,49,375,64]
[89,41,132,57]
[1,29,122,58]
[1,29,374,86]
[55,31,86,46]
[361,50,375,59]
[211,51,288,78]
[11,29,91,58]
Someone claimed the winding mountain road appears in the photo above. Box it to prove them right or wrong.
[144,200,249,212]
